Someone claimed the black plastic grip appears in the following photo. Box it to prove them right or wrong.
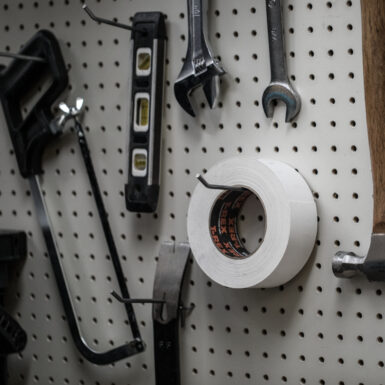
[0,30,68,178]
[0,231,27,291]
[0,231,27,263]
[0,231,27,357]
[125,12,166,213]
[0,307,27,356]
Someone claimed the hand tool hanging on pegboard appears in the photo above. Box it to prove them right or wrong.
[174,0,226,117]
[0,231,27,384]
[83,5,166,213]
[152,242,192,385]
[112,242,192,385]
[262,0,301,122]
[333,0,385,281]
[0,30,146,364]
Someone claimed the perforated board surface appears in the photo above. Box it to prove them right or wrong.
[0,0,381,384]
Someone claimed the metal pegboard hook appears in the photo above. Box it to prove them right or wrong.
[112,291,194,325]
[111,291,166,305]
[196,173,247,192]
[82,4,146,34]
[0,52,46,63]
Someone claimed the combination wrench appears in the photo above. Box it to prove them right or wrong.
[262,0,301,122]
[174,0,225,117]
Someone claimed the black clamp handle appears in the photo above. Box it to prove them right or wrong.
[0,30,68,178]
[0,231,28,356]
[0,230,28,385]
[0,307,27,356]
[153,242,191,385]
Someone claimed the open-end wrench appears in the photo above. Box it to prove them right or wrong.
[262,0,300,123]
[174,0,225,117]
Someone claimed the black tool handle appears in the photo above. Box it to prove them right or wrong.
[0,307,27,356]
[152,242,190,385]
[0,358,7,385]
[0,30,68,177]
[153,319,181,385]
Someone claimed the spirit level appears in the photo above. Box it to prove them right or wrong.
[126,12,166,213]
[82,6,166,213]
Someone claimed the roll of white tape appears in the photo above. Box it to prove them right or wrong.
[187,157,317,289]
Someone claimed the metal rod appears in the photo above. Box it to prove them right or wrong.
[111,291,166,305]
[82,4,144,33]
[72,119,142,341]
[196,173,247,192]
[0,52,46,63]
[30,176,143,364]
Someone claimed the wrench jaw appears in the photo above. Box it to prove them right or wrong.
[174,62,225,116]
[174,78,197,117]
[174,0,226,117]
[202,77,218,109]
[202,62,225,109]
[262,82,301,123]
[174,59,199,117]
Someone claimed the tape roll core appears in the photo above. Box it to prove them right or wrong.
[187,157,317,289]
[209,189,262,259]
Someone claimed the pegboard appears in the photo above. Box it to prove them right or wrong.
[0,0,381,384]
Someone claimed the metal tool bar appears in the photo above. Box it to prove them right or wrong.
[265,0,287,81]
[189,0,205,70]
[262,0,301,122]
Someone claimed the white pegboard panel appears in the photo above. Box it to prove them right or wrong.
[0,0,382,384]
